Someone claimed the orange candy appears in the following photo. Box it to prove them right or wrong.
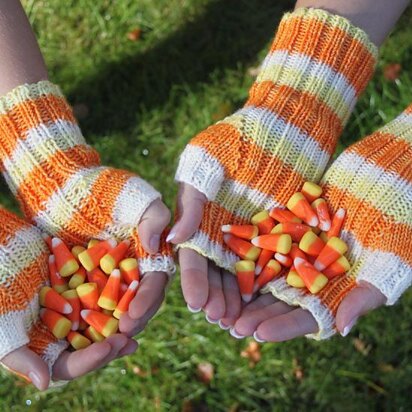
[271,222,311,242]
[235,260,255,303]
[251,211,275,234]
[87,268,108,293]
[223,234,261,261]
[61,289,81,331]
[301,182,323,203]
[100,240,130,275]
[221,224,259,240]
[76,283,100,311]
[269,208,302,223]
[254,259,282,292]
[286,266,305,288]
[48,255,68,294]
[39,286,72,314]
[81,309,119,337]
[287,193,319,227]
[119,258,140,285]
[274,253,293,267]
[98,269,121,310]
[68,267,87,289]
[255,248,273,275]
[51,238,79,277]
[78,239,117,271]
[314,237,348,271]
[83,326,105,342]
[113,280,139,319]
[67,331,91,350]
[327,208,346,238]
[323,255,351,278]
[311,198,331,232]
[251,234,292,254]
[40,308,71,339]
[299,231,325,256]
[294,257,328,294]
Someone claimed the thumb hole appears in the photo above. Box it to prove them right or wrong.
[1,346,50,391]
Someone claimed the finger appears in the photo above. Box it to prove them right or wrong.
[117,338,139,357]
[1,346,50,391]
[138,199,171,254]
[336,281,386,337]
[255,308,318,342]
[203,264,226,322]
[127,272,167,320]
[234,300,294,338]
[219,271,242,329]
[167,183,207,244]
[179,248,209,310]
[240,293,279,316]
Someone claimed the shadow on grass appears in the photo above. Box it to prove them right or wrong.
[68,0,294,137]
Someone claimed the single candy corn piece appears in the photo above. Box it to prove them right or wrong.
[235,260,255,303]
[287,193,319,227]
[100,240,130,274]
[78,239,117,271]
[119,258,140,285]
[52,238,79,277]
[221,224,258,240]
[254,260,281,292]
[314,237,348,271]
[78,319,88,331]
[87,268,108,293]
[289,243,306,261]
[61,289,81,331]
[319,231,329,243]
[269,208,302,223]
[323,255,351,279]
[274,253,293,267]
[81,309,119,337]
[223,234,261,261]
[39,286,72,314]
[286,266,306,288]
[84,326,104,342]
[76,283,100,311]
[48,255,68,294]
[88,239,100,249]
[301,182,323,203]
[113,280,139,319]
[42,233,53,251]
[251,234,292,254]
[68,267,87,289]
[255,249,273,275]
[311,198,331,232]
[98,269,121,310]
[119,282,129,300]
[294,257,328,294]
[251,211,275,234]
[327,208,346,238]
[67,331,91,350]
[271,222,311,242]
[299,231,325,256]
[40,308,72,339]
[71,245,86,260]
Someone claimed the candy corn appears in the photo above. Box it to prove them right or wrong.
[100,240,130,275]
[294,257,328,294]
[78,239,117,271]
[286,267,305,288]
[39,286,72,314]
[87,268,108,293]
[301,182,322,203]
[269,208,302,223]
[274,253,293,267]
[299,231,325,256]
[40,308,72,339]
[68,267,87,289]
[323,255,351,278]
[311,198,331,232]
[98,269,121,310]
[51,238,79,277]
[67,331,91,350]
[119,258,140,285]
[76,283,100,311]
[235,260,255,302]
[113,280,139,319]
[287,193,319,227]
[255,249,273,275]
[83,326,104,342]
[61,289,81,331]
[88,239,100,249]
[71,245,86,259]
[221,224,258,240]
[254,260,281,292]
[251,211,275,234]
[314,237,348,271]
[223,234,261,260]
[251,234,292,254]
[327,208,346,238]
[271,222,311,242]
[81,309,119,337]
[48,255,68,294]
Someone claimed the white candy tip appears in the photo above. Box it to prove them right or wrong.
[63,303,73,314]
[242,293,252,303]
[111,269,121,277]
[107,238,118,249]
[314,261,324,271]
[251,238,258,247]
[80,309,91,319]
[255,266,262,275]
[308,217,319,227]
[71,321,79,331]
[49,255,55,263]
[294,257,305,266]
[41,233,50,240]
[319,222,331,232]
[221,225,230,232]
[123,239,131,247]
[51,237,62,247]
[129,280,139,290]
[336,208,346,218]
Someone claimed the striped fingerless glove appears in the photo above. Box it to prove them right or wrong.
[0,81,174,276]
[175,8,377,271]
[0,207,68,372]
[263,105,412,339]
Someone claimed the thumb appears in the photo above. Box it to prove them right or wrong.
[1,346,50,390]
[168,183,207,244]
[336,281,386,337]
[138,199,171,254]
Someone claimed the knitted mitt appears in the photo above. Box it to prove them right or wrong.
[263,105,412,339]
[175,8,377,271]
[0,81,174,276]
[0,207,68,373]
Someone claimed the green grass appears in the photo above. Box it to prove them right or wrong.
[1,1,412,411]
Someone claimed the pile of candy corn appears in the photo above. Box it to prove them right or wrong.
[39,237,140,350]
[222,182,350,302]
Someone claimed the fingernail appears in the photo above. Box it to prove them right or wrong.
[166,230,176,243]
[187,304,201,313]
[253,331,266,343]
[229,327,245,339]
[205,314,219,324]
[341,317,358,337]
[149,234,160,252]
[29,371,44,390]
[219,320,231,330]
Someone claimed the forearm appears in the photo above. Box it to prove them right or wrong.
[295,0,410,46]
[0,0,48,95]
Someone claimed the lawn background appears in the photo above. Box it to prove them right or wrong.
[1,1,412,411]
